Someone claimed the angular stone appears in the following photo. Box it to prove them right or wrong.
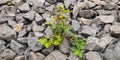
[46,0,57,4]
[86,37,99,44]
[1,49,16,60]
[85,1,96,8]
[14,56,24,60]
[72,20,81,31]
[17,37,27,44]
[44,51,67,60]
[110,25,120,35]
[85,43,99,51]
[79,10,97,19]
[104,3,116,10]
[34,32,45,38]
[10,40,26,55]
[29,52,45,60]
[8,20,17,28]
[98,36,113,50]
[79,17,91,25]
[23,11,36,21]
[18,28,27,38]
[5,6,16,16]
[81,26,97,37]
[12,0,23,6]
[59,38,70,54]
[85,51,102,60]
[0,0,11,4]
[18,3,30,12]
[32,21,44,32]
[0,24,16,41]
[44,27,52,37]
[35,13,42,22]
[42,47,54,55]
[67,52,80,60]
[0,40,6,54]
[27,37,42,51]
[73,2,85,18]
[96,10,111,15]
[97,16,115,23]
[90,0,101,4]
[45,5,55,12]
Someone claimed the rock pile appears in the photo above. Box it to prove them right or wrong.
[0,0,120,60]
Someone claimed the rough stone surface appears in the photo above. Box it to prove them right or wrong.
[59,38,70,54]
[29,52,45,60]
[18,3,30,12]
[85,51,102,60]
[1,49,16,60]
[72,20,81,31]
[44,51,67,60]
[10,40,26,55]
[97,16,115,23]
[27,37,42,51]
[0,24,16,41]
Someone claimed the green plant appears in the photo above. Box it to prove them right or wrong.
[37,5,70,48]
[6,1,12,6]
[70,37,86,58]
[37,5,86,59]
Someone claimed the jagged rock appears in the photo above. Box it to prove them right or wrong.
[67,52,80,60]
[14,55,24,60]
[97,16,115,23]
[18,3,30,12]
[27,37,42,51]
[13,23,23,32]
[44,27,52,37]
[0,40,6,54]
[72,20,81,31]
[85,51,102,60]
[18,28,27,38]
[23,11,36,21]
[10,40,26,55]
[42,47,54,55]
[1,49,16,60]
[0,0,11,4]
[29,52,45,60]
[44,51,67,60]
[17,37,27,44]
[0,24,16,41]
[59,38,70,54]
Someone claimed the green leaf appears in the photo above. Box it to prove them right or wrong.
[73,49,79,56]
[63,10,70,13]
[78,51,83,58]
[45,21,50,25]
[37,38,47,45]
[45,43,51,48]
[53,40,60,46]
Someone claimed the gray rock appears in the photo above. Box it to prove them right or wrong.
[110,25,120,35]
[114,41,120,59]
[98,36,113,50]
[86,37,99,44]
[18,3,30,12]
[35,13,43,22]
[27,37,42,51]
[45,5,55,12]
[96,10,111,15]
[46,0,57,4]
[97,16,115,23]
[8,19,17,28]
[0,0,11,4]
[12,0,23,6]
[10,40,26,55]
[67,52,80,60]
[59,38,70,54]
[17,37,27,44]
[5,6,16,16]
[42,47,54,55]
[104,2,116,10]
[79,10,97,19]
[85,43,99,51]
[72,20,81,31]
[0,16,8,24]
[1,49,16,60]
[14,55,24,60]
[44,27,53,37]
[29,52,45,60]
[0,24,16,41]
[85,51,102,60]
[81,26,97,37]
[73,2,85,18]
[32,21,45,32]
[44,50,67,60]
[64,0,72,8]
[0,40,6,54]
[16,13,25,23]
[85,1,96,8]
[42,12,51,20]
[18,28,27,38]
[34,32,45,38]
[23,11,36,21]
